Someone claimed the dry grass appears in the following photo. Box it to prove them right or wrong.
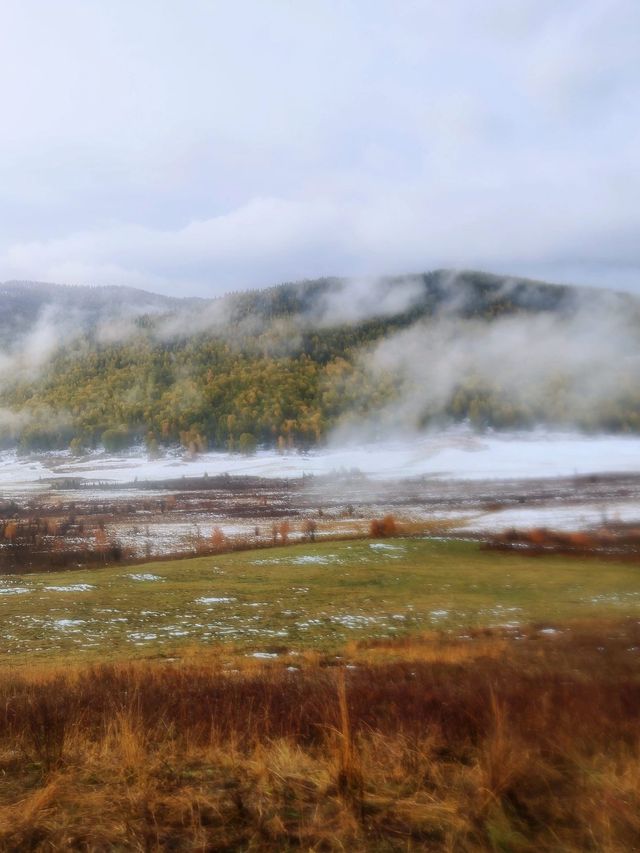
[1,620,640,849]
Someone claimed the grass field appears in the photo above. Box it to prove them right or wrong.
[3,538,640,848]
[2,622,640,850]
[2,537,640,665]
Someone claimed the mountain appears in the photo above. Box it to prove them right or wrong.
[0,280,205,346]
[0,271,637,451]
[0,270,632,341]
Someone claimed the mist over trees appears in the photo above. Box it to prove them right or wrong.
[0,270,638,453]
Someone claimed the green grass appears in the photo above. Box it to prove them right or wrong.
[2,538,640,664]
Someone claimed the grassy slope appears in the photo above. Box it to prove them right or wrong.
[3,537,640,665]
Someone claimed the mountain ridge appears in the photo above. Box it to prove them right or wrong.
[1,267,632,311]
[0,269,637,451]
[2,268,635,343]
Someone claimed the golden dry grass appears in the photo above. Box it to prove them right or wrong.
[1,620,640,849]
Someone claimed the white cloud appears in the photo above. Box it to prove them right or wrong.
[0,1,638,295]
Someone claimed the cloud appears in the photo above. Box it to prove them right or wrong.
[0,1,638,295]
[310,276,426,326]
[2,180,638,298]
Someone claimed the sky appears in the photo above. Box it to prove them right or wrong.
[0,0,638,297]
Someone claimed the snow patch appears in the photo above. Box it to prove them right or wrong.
[292,554,339,565]
[3,428,640,489]
[196,596,237,604]
[128,573,164,582]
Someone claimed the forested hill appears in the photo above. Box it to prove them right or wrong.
[0,281,203,345]
[0,269,592,336]
[0,270,638,452]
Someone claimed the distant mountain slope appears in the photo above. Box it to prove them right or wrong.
[0,280,204,345]
[0,270,637,450]
[229,270,577,320]
[0,270,633,340]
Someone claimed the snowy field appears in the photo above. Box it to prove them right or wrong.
[1,428,640,490]
[1,429,640,541]
[461,502,640,534]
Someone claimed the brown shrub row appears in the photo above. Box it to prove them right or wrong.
[490,524,640,556]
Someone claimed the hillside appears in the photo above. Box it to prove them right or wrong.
[0,269,599,336]
[0,270,638,451]
[0,280,206,346]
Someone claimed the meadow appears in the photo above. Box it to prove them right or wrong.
[2,538,640,849]
[2,538,640,665]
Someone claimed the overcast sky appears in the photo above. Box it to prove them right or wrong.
[0,0,638,296]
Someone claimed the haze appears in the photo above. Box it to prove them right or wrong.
[0,1,638,296]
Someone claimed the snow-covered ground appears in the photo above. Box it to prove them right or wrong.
[1,428,639,489]
[461,502,640,534]
[1,429,639,539]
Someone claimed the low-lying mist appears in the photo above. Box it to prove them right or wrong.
[336,294,640,440]
[0,271,638,449]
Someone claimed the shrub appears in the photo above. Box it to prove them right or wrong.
[369,515,397,537]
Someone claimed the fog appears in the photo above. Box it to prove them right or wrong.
[2,429,640,486]
[345,293,640,437]
[0,271,638,443]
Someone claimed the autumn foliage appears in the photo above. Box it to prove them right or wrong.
[369,514,397,537]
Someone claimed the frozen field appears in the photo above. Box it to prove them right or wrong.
[1,428,640,490]
[461,502,640,534]
[0,430,639,563]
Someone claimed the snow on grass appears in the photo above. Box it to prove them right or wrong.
[292,554,340,565]
[463,501,640,534]
[44,584,95,592]
[330,614,386,628]
[196,596,237,605]
[3,538,640,663]
[128,573,164,582]
[128,632,158,643]
[429,609,449,619]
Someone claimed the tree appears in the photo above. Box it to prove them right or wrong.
[237,432,257,455]
[279,520,291,544]
[303,518,317,542]
[69,436,85,456]
[211,526,226,550]
[102,427,130,452]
